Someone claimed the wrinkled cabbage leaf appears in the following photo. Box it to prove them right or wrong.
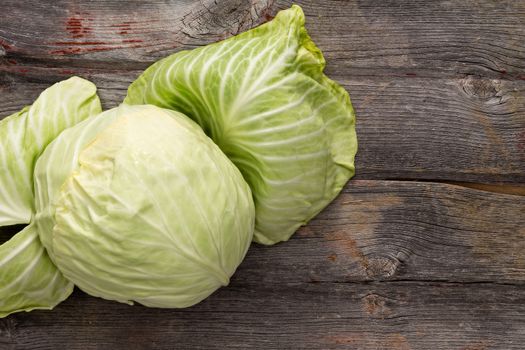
[0,77,101,317]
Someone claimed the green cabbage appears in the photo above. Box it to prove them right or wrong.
[1,5,356,317]
[125,5,357,244]
[34,104,254,308]
[0,77,101,317]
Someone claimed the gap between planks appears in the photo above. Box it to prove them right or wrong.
[384,179,525,196]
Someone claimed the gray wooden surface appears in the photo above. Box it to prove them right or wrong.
[1,1,524,349]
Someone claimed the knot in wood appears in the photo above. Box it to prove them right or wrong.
[461,75,500,100]
[365,256,400,279]
[362,293,392,319]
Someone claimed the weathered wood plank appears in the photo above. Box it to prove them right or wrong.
[2,180,522,284]
[0,66,138,113]
[1,68,523,183]
[236,180,525,285]
[1,282,524,349]
[0,0,272,64]
[347,75,525,183]
[296,0,525,79]
[450,182,525,196]
[1,180,524,350]
[1,0,524,79]
[1,0,524,183]
[1,180,522,349]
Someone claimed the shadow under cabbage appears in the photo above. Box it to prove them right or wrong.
[0,224,26,244]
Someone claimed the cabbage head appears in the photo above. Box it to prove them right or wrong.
[125,5,357,245]
[33,104,254,308]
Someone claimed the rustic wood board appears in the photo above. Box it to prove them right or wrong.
[1,0,524,349]
[1,0,524,77]
[2,282,525,350]
[1,181,524,349]
[1,0,524,183]
[1,69,524,183]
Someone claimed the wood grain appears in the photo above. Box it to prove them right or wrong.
[1,67,523,183]
[236,180,525,285]
[1,0,523,183]
[449,182,525,196]
[295,0,525,79]
[1,180,524,349]
[1,0,524,79]
[2,282,524,350]
[0,0,274,64]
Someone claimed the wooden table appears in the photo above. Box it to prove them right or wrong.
[1,1,524,349]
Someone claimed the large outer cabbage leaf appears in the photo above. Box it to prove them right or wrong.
[0,77,102,225]
[0,77,102,317]
[0,223,72,318]
[125,5,357,244]
[34,105,254,308]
